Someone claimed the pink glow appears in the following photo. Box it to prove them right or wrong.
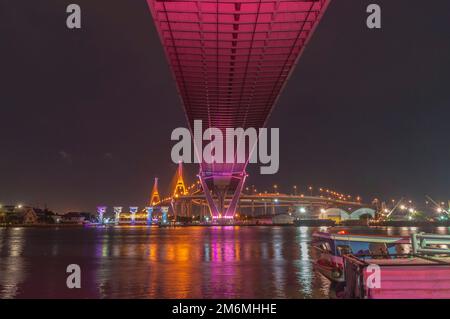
[211,215,234,219]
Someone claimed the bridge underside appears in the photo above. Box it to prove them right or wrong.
[147,0,330,219]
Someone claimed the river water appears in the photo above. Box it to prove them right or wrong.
[0,225,448,299]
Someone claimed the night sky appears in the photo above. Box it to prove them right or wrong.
[1,0,450,213]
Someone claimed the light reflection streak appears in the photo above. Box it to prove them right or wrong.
[297,226,313,296]
[270,227,285,298]
[0,228,26,298]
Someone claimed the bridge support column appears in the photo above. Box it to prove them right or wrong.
[146,206,153,225]
[130,206,138,225]
[198,172,247,220]
[114,206,122,224]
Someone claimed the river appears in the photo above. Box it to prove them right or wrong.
[0,225,448,298]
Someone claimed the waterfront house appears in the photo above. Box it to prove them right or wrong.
[0,205,38,224]
[61,212,86,224]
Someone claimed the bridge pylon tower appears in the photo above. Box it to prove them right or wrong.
[150,177,161,206]
[173,161,187,197]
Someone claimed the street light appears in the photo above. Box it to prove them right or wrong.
[308,186,313,196]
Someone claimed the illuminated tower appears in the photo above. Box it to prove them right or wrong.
[173,161,187,197]
[147,0,330,219]
[150,177,161,206]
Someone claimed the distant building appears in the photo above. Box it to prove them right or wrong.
[318,207,376,223]
[79,212,96,222]
[34,208,57,224]
[272,214,295,225]
[60,212,86,224]
[254,216,273,225]
[21,209,38,224]
[0,205,38,224]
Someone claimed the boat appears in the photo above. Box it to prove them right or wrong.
[312,230,450,298]
[311,229,410,295]
[343,233,450,298]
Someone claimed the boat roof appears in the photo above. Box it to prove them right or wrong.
[358,256,450,266]
[313,231,410,244]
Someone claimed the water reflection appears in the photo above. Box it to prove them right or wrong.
[0,226,448,298]
[0,228,26,298]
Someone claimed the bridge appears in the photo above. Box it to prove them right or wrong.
[146,0,332,220]
[109,160,375,224]
[147,162,374,222]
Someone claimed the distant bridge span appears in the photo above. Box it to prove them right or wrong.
[165,193,364,208]
[162,192,370,218]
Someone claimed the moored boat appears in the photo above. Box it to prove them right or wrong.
[312,230,450,298]
[344,232,450,298]
[311,229,410,295]
[343,253,450,298]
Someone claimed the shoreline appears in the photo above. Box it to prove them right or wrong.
[0,223,86,228]
[1,222,450,228]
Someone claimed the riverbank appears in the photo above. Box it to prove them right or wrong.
[0,223,86,228]
[2,220,450,228]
